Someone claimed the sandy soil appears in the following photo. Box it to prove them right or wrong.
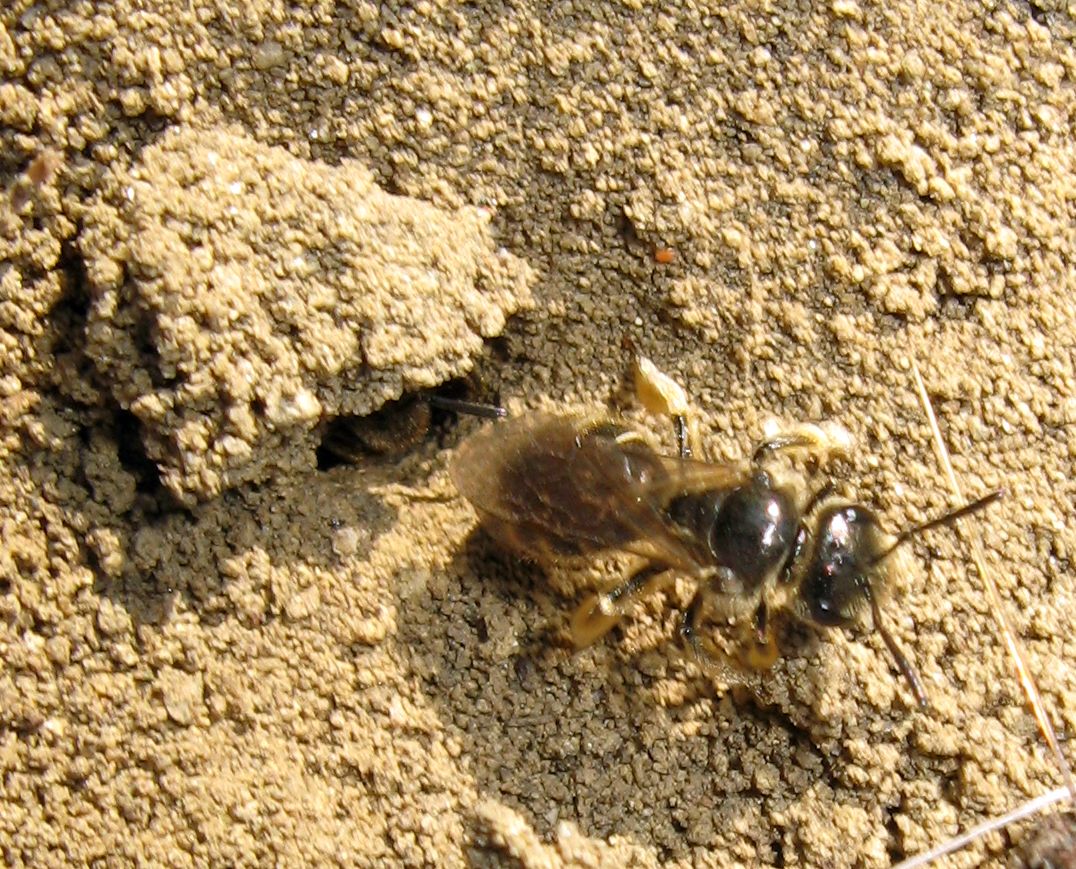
[2,1,1074,866]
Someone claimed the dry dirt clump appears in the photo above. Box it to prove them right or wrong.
[1,0,1075,867]
[79,125,533,504]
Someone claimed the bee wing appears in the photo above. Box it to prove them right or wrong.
[451,413,748,572]
[643,452,754,501]
[622,450,754,567]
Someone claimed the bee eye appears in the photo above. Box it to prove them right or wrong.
[799,505,881,627]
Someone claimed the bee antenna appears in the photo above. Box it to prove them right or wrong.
[865,585,929,708]
[426,396,507,420]
[870,488,1005,567]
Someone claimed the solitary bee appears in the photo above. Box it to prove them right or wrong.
[451,359,1001,707]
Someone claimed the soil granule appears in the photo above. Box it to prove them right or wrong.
[2,1,1074,866]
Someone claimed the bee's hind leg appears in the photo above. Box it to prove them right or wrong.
[632,355,699,459]
[571,561,675,648]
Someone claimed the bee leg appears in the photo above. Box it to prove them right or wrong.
[679,591,705,659]
[737,603,779,671]
[571,562,674,648]
[752,432,822,464]
[864,584,929,709]
[673,414,692,461]
[681,594,779,674]
[632,355,699,459]
[802,481,836,516]
[751,422,852,469]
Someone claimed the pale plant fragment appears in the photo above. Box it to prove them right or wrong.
[893,363,1075,868]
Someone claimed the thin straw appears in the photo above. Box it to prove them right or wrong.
[910,362,1073,800]
[892,786,1071,869]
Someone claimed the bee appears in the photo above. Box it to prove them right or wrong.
[451,358,1002,707]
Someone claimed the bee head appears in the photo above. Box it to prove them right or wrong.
[798,503,886,628]
[794,489,1003,708]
